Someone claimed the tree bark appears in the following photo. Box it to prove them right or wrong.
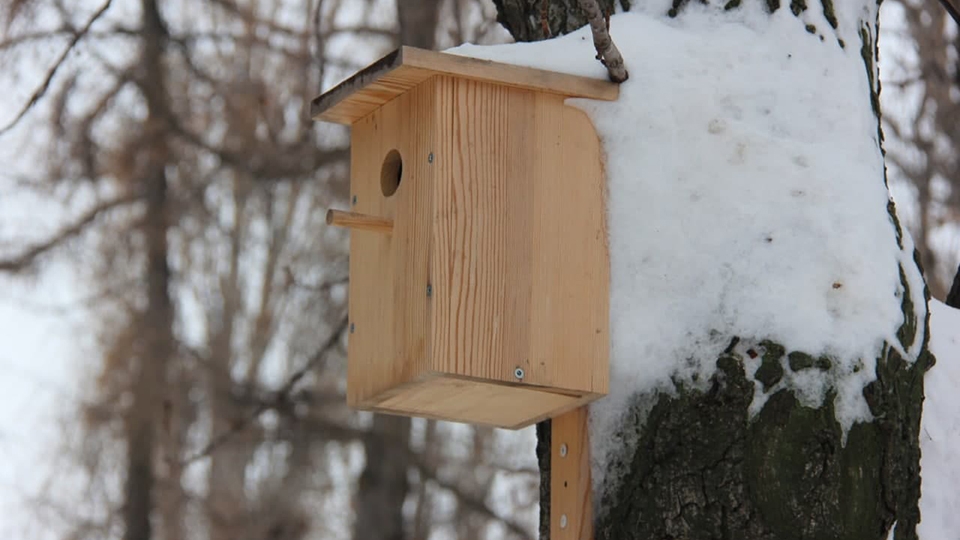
[123,1,174,539]
[492,0,625,42]
[397,0,442,49]
[493,3,933,540]
[354,415,412,540]
[349,4,446,538]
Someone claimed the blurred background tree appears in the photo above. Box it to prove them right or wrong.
[0,1,537,539]
[1,1,959,539]
[882,0,960,301]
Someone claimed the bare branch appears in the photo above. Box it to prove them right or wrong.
[578,0,628,83]
[0,192,142,273]
[0,0,114,135]
[0,26,136,51]
[414,456,535,540]
[181,315,348,466]
[167,116,349,180]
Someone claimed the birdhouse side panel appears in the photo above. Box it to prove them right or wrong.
[346,79,437,407]
[429,76,536,385]
[429,76,609,396]
[525,104,610,396]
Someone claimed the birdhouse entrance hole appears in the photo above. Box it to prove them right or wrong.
[380,149,402,197]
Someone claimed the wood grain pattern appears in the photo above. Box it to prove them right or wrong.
[346,78,436,407]
[528,104,609,392]
[343,71,609,428]
[552,406,594,540]
[312,46,619,125]
[368,374,594,429]
[431,75,609,397]
[326,209,393,234]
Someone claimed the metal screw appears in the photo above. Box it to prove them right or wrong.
[560,444,568,457]
[349,323,355,334]
[560,515,568,529]
[426,284,432,297]
[427,152,434,163]
[351,195,357,206]
[514,367,525,380]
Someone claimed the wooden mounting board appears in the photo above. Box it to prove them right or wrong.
[552,407,593,540]
[311,46,619,125]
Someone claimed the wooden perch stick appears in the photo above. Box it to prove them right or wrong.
[326,209,393,234]
[578,0,628,83]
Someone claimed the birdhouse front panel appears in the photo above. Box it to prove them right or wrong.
[345,78,437,409]
[313,47,617,429]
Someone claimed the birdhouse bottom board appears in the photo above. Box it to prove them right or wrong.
[365,374,596,429]
[319,51,612,430]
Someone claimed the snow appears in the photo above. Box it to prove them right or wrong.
[918,300,960,540]
[450,1,927,507]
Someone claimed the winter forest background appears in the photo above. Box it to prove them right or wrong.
[0,1,957,539]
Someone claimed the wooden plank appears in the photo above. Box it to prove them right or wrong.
[552,407,594,540]
[388,79,436,403]
[346,78,436,406]
[312,46,619,125]
[364,374,596,429]
[430,76,609,398]
[526,103,609,393]
[430,75,531,386]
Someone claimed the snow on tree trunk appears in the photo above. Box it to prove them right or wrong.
[469,1,934,539]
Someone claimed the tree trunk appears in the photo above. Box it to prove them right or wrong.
[123,1,174,539]
[493,3,934,540]
[354,415,412,540]
[492,0,624,41]
[397,0,442,49]
[349,5,447,539]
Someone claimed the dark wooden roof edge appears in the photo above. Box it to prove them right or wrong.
[310,48,404,123]
[311,46,619,125]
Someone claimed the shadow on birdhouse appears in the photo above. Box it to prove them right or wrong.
[313,47,617,429]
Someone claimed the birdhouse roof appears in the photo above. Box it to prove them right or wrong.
[311,46,619,125]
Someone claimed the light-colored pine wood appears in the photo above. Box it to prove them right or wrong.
[346,78,436,407]
[364,374,596,429]
[552,407,594,540]
[529,104,609,391]
[339,67,609,429]
[326,209,393,234]
[431,75,609,397]
[312,46,619,124]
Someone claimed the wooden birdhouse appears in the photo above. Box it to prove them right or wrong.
[312,47,617,429]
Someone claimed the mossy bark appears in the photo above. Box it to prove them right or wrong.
[495,2,935,539]
[594,344,933,540]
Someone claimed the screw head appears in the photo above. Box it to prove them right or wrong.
[514,367,525,380]
[560,515,568,529]
[560,443,568,457]
[427,152,434,163]
[351,195,357,206]
[349,323,355,334]
[426,284,432,297]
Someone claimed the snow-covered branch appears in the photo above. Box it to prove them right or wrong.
[578,0,628,82]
